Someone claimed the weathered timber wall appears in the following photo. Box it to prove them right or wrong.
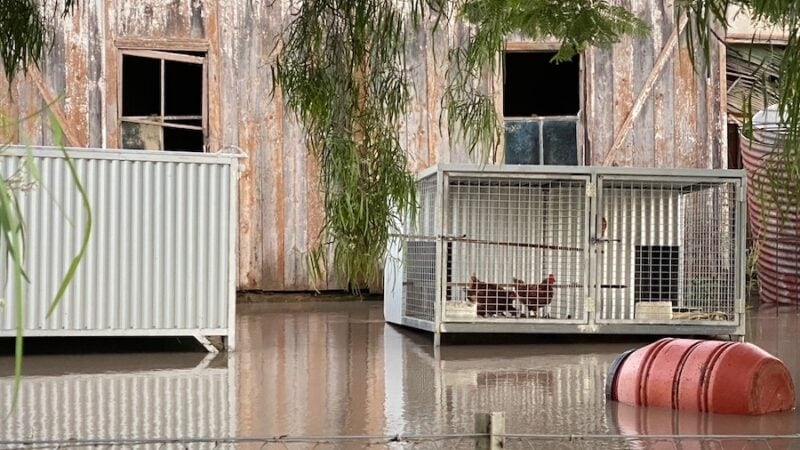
[0,0,725,291]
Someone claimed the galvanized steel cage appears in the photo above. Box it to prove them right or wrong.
[384,165,747,341]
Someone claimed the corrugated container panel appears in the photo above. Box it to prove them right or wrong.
[0,146,238,346]
[0,366,234,442]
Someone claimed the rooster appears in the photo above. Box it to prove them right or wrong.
[465,274,517,317]
[512,273,556,317]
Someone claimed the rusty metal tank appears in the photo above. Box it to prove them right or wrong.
[740,106,800,304]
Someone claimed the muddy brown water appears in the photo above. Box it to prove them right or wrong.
[0,301,799,447]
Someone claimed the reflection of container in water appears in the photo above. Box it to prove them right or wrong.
[607,338,795,415]
[610,402,796,450]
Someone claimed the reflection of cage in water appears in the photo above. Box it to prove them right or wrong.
[384,165,746,343]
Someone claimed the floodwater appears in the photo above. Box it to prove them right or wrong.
[1,301,799,448]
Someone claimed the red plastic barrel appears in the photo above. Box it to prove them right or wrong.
[607,338,795,415]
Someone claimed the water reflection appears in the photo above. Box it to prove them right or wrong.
[0,301,797,447]
[0,352,235,441]
[611,401,798,448]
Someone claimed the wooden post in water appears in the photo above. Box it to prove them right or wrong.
[475,412,505,450]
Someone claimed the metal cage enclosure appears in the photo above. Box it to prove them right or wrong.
[384,165,746,340]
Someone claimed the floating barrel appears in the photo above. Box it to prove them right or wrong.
[606,338,795,415]
[741,106,800,304]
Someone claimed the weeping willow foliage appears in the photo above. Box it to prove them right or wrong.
[274,0,647,288]
[0,0,76,80]
[0,112,92,410]
[273,0,426,287]
[1,0,87,409]
[681,0,800,223]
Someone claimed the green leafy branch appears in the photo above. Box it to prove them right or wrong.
[274,0,647,289]
[0,107,92,411]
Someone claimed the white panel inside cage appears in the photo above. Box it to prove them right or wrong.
[599,181,738,322]
[599,183,680,321]
[445,178,587,320]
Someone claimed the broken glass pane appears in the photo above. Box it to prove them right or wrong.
[504,120,540,164]
[121,122,161,150]
[543,120,578,165]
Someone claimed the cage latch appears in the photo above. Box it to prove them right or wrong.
[585,182,596,197]
[592,238,621,244]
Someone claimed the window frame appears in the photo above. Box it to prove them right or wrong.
[117,48,208,152]
[502,47,584,166]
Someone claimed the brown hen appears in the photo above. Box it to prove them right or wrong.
[512,273,556,317]
[465,274,517,317]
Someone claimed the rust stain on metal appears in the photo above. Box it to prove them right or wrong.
[611,30,634,165]
[29,66,85,147]
[674,43,698,168]
[238,122,262,289]
[206,0,222,152]
[65,5,90,146]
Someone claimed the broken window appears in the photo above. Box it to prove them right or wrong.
[120,50,207,152]
[503,51,580,165]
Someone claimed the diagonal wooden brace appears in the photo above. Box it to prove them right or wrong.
[602,16,688,166]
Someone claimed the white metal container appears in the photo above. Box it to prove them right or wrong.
[385,164,747,343]
[0,146,241,351]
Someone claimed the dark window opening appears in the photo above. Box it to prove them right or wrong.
[503,52,579,117]
[165,127,204,152]
[121,56,160,116]
[120,50,206,152]
[165,60,203,116]
[727,123,742,169]
[635,246,679,305]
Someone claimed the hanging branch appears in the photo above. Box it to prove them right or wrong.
[273,0,647,289]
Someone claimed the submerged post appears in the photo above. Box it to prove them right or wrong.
[475,412,505,450]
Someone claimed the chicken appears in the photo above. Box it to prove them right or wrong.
[512,273,556,317]
[465,274,517,317]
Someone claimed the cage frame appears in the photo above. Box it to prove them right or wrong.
[384,164,747,343]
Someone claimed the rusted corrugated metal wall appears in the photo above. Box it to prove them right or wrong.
[0,0,725,291]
